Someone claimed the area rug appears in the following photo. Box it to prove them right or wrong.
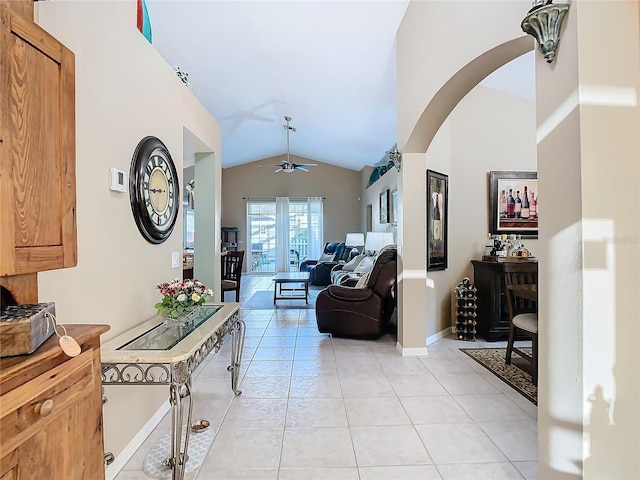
[242,290,319,309]
[143,425,214,478]
[460,348,537,405]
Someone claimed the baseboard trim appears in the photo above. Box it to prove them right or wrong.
[395,326,453,356]
[105,401,170,480]
[427,327,454,345]
[396,342,429,356]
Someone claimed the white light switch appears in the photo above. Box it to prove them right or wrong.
[171,252,180,268]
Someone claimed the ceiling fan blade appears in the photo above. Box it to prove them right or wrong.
[274,168,283,173]
[296,167,309,172]
[295,163,317,167]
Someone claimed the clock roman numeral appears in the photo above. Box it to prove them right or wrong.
[146,162,153,174]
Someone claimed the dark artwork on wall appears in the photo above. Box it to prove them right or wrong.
[427,170,448,271]
[489,171,538,238]
[379,189,389,224]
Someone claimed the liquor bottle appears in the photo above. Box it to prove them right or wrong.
[484,233,493,256]
[530,192,537,219]
[433,195,441,240]
[507,189,515,218]
[521,186,530,219]
[499,190,507,218]
[514,191,522,218]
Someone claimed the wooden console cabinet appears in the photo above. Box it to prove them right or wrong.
[0,2,77,277]
[0,324,109,480]
[471,260,537,341]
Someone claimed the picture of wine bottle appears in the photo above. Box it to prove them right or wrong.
[530,192,537,219]
[433,194,441,240]
[500,190,507,218]
[521,186,530,219]
[507,189,515,218]
[514,190,522,218]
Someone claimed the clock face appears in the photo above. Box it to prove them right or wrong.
[129,137,179,244]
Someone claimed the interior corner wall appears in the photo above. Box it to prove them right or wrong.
[432,85,537,336]
[360,167,398,238]
[34,0,221,460]
[396,0,533,150]
[221,156,361,261]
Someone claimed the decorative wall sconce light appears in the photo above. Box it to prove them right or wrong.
[389,148,402,172]
[521,1,570,64]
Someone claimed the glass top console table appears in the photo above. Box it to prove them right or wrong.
[101,303,244,480]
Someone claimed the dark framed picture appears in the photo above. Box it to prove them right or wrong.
[427,170,448,271]
[379,189,389,224]
[489,171,538,237]
[390,188,398,226]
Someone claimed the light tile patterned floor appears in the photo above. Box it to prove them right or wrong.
[116,275,538,480]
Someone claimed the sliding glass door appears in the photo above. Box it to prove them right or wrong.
[247,199,319,273]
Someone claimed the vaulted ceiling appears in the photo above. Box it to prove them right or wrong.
[146,1,534,171]
[146,0,409,171]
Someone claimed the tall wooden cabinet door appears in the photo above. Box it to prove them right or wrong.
[0,4,77,276]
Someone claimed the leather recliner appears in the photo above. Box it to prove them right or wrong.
[299,242,340,273]
[308,243,358,286]
[315,245,397,339]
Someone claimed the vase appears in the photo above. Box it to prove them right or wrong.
[160,305,198,324]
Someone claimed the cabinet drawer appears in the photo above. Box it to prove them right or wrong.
[0,349,94,453]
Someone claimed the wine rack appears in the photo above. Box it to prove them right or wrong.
[454,277,477,341]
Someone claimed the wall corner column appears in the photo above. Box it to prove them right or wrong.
[396,152,429,355]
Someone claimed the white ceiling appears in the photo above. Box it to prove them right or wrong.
[146,1,534,171]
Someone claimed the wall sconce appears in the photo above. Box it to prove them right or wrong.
[521,1,570,64]
[389,148,402,172]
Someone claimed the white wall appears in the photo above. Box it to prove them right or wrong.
[392,84,537,339]
[361,167,398,239]
[35,0,221,460]
[398,0,640,476]
[435,85,538,335]
[396,0,533,350]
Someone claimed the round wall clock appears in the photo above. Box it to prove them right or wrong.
[129,136,180,244]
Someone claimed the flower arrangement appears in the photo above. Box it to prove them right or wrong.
[155,278,213,319]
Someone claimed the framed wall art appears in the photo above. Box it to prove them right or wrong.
[489,171,538,237]
[390,188,398,226]
[427,170,448,271]
[379,189,389,224]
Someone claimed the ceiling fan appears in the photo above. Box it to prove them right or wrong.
[272,116,317,173]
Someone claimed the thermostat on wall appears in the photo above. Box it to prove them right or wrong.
[110,168,127,193]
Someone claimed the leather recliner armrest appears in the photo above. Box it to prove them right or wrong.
[326,285,375,302]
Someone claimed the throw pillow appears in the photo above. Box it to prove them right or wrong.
[354,255,374,274]
[342,254,366,272]
[318,253,335,262]
[354,271,371,288]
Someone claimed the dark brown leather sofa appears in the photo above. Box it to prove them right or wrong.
[315,245,397,339]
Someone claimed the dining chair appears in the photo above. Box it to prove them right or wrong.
[221,250,244,302]
[503,262,538,385]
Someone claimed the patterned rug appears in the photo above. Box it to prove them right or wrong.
[460,348,537,405]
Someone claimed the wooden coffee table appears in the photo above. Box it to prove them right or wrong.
[273,271,310,304]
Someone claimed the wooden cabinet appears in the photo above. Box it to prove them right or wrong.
[471,260,537,341]
[0,2,77,276]
[0,324,109,480]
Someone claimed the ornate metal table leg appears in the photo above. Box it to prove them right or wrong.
[227,316,246,395]
[168,377,193,480]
